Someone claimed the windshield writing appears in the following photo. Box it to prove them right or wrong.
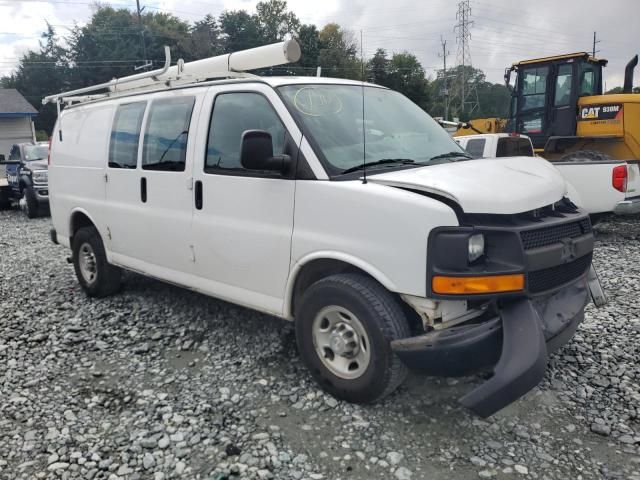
[278,84,466,174]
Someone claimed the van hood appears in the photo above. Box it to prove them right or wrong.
[366,156,566,214]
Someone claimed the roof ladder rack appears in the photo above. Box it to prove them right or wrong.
[43,39,301,107]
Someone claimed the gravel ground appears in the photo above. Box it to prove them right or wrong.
[0,210,639,480]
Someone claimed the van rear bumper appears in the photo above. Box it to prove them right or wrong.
[391,276,590,417]
[614,197,640,215]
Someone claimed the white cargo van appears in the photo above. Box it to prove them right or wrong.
[46,40,604,417]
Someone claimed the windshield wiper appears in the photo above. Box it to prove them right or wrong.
[341,158,415,175]
[429,151,473,162]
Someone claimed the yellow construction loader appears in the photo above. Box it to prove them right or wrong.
[455,52,639,161]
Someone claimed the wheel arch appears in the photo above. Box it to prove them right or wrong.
[18,175,32,192]
[69,208,100,244]
[284,252,399,320]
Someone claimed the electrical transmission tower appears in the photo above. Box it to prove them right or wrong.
[454,0,480,117]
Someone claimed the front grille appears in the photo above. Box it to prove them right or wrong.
[528,253,592,294]
[520,219,592,250]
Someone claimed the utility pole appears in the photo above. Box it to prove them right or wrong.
[135,0,151,71]
[592,31,600,58]
[438,36,451,121]
[454,0,479,117]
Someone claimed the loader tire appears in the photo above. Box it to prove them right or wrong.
[561,150,612,162]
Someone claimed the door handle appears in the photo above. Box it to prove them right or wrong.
[140,177,147,203]
[194,180,203,210]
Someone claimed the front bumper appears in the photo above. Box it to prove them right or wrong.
[614,197,640,215]
[391,275,592,417]
[33,184,49,203]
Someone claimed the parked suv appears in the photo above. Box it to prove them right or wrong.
[47,51,604,417]
[0,142,50,217]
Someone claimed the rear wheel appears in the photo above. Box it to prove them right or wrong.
[295,273,410,403]
[561,149,612,162]
[72,227,122,297]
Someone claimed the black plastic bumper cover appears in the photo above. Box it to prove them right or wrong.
[458,299,547,417]
[391,277,590,417]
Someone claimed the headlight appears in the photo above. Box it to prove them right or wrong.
[32,170,48,183]
[468,233,485,262]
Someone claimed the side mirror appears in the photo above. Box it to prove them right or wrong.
[240,130,290,173]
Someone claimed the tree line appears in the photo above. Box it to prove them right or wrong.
[1,0,512,134]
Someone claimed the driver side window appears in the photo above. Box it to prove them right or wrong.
[9,146,20,161]
[205,92,286,173]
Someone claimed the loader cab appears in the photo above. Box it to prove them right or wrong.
[505,53,606,149]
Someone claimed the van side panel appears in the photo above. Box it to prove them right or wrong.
[50,103,115,244]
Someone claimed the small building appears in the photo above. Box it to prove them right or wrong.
[0,89,37,159]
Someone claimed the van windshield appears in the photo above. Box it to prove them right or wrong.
[24,144,49,161]
[278,84,468,175]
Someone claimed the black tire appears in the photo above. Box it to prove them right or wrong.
[295,273,410,403]
[21,186,39,218]
[72,226,122,297]
[560,149,613,162]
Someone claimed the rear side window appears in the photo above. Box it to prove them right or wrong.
[142,97,195,172]
[497,137,534,157]
[465,138,486,159]
[109,102,146,168]
[205,92,286,173]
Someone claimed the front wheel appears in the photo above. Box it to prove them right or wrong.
[295,273,410,403]
[19,186,39,218]
[72,227,122,297]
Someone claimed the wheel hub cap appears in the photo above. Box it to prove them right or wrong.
[311,306,371,380]
[329,323,359,357]
[78,243,97,284]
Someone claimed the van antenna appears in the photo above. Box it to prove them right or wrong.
[360,29,367,184]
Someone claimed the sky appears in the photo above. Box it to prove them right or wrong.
[1,0,639,90]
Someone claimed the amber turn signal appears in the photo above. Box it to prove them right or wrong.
[432,274,525,294]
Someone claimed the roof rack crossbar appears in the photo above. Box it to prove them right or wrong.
[42,46,172,105]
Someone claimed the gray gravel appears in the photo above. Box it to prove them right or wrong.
[0,209,639,480]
